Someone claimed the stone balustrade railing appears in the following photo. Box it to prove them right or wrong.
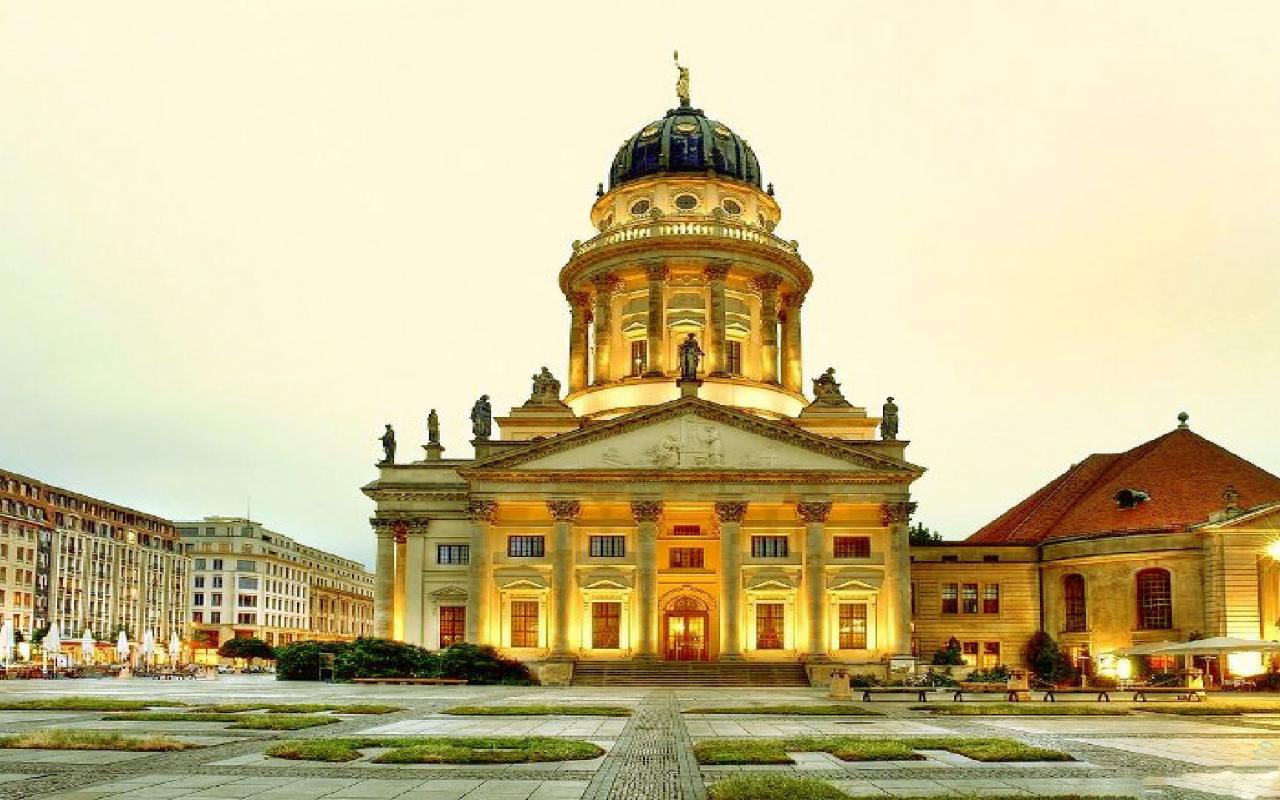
[570,216,800,259]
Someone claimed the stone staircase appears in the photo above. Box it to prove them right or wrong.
[570,659,812,687]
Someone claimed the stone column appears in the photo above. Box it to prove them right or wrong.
[705,262,730,376]
[372,521,395,639]
[466,500,498,645]
[754,275,781,384]
[716,501,748,659]
[631,500,663,660]
[881,501,917,657]
[591,275,617,385]
[393,531,407,641]
[797,501,832,660]
[781,294,804,393]
[403,526,427,646]
[643,262,667,376]
[568,292,590,393]
[547,499,581,659]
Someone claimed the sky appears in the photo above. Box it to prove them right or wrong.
[2,2,1279,568]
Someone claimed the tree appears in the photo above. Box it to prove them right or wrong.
[218,637,275,662]
[931,636,964,666]
[909,523,942,545]
[1023,632,1076,686]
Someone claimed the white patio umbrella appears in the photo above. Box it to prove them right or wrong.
[80,629,94,664]
[141,629,155,666]
[0,620,13,665]
[1152,637,1280,655]
[1110,641,1180,657]
[115,630,129,663]
[168,631,181,667]
[41,623,61,670]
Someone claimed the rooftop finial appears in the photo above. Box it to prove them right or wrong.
[674,50,690,107]
[1177,411,1190,429]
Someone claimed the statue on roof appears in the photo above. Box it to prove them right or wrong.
[471,395,492,440]
[378,424,396,464]
[674,50,690,107]
[526,367,563,407]
[811,367,852,407]
[881,397,899,440]
[427,409,440,444]
[678,333,704,381]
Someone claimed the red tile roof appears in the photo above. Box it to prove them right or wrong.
[967,427,1280,544]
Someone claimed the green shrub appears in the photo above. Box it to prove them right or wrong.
[334,638,438,680]
[274,638,534,685]
[967,665,1011,683]
[274,641,349,681]
[218,637,276,662]
[1024,632,1076,686]
[438,643,533,685]
[931,636,964,666]
[848,673,882,688]
[899,667,957,687]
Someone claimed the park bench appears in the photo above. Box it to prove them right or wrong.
[1127,686,1206,702]
[1038,687,1115,702]
[951,682,1023,702]
[858,686,935,702]
[351,677,468,685]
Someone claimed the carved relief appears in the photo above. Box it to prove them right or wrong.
[598,419,765,469]
[546,499,582,522]
[715,501,749,523]
[796,501,833,523]
[630,500,664,523]
[466,500,499,524]
[880,501,917,526]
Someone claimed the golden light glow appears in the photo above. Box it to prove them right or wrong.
[1227,652,1265,677]
[1265,539,1280,561]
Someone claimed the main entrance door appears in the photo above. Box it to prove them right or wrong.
[662,596,709,661]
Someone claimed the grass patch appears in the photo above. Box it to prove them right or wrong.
[0,729,195,752]
[265,736,604,764]
[910,703,1130,716]
[444,704,631,717]
[708,774,853,800]
[0,698,185,712]
[1139,703,1280,716]
[107,712,337,730]
[695,736,1071,764]
[193,703,402,715]
[685,704,880,717]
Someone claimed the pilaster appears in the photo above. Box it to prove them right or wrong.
[880,501,917,657]
[466,500,498,645]
[631,499,663,660]
[797,500,832,661]
[371,520,395,639]
[547,499,582,659]
[716,501,748,659]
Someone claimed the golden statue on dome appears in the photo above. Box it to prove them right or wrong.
[674,50,690,106]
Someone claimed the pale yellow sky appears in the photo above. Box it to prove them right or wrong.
[2,2,1278,566]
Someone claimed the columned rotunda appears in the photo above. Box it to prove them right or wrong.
[364,72,924,684]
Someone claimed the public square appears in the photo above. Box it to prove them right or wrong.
[0,676,1273,799]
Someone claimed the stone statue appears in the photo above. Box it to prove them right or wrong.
[881,397,899,440]
[470,395,492,440]
[427,409,440,444]
[674,50,690,106]
[678,333,704,381]
[526,367,563,406]
[811,367,851,407]
[378,424,396,464]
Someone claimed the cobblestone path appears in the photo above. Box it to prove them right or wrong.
[584,692,704,800]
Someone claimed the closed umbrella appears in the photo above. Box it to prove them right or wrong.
[42,623,61,659]
[115,631,129,663]
[80,629,94,664]
[0,621,13,664]
[141,629,155,666]
[168,631,181,667]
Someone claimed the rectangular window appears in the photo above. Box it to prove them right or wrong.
[589,535,626,558]
[669,547,704,569]
[236,612,255,625]
[212,576,223,588]
[507,536,545,558]
[962,640,979,665]
[982,641,1001,668]
[962,583,979,613]
[211,559,223,570]
[194,576,205,588]
[983,584,1000,614]
[211,593,223,606]
[210,611,221,624]
[756,603,784,649]
[592,602,621,649]
[839,603,868,649]
[194,558,206,570]
[237,594,258,607]
[725,340,742,375]
[439,606,465,647]
[751,536,789,558]
[510,600,539,648]
[193,593,205,606]
[192,611,203,623]
[833,536,870,558]
[238,577,258,590]
[630,340,647,376]
[671,524,701,536]
[437,544,470,565]
[941,583,958,614]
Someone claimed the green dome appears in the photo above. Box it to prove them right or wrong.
[609,105,762,190]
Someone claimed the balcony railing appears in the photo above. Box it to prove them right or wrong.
[570,216,800,260]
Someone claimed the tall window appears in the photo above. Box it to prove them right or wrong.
[982,641,1001,668]
[756,603,784,649]
[941,583,958,614]
[507,536,545,558]
[439,606,465,647]
[510,600,540,647]
[725,340,742,375]
[437,544,469,565]
[983,584,1000,614]
[962,583,979,613]
[630,340,647,376]
[833,537,870,558]
[589,536,626,558]
[592,602,621,649]
[1063,574,1087,632]
[751,536,789,558]
[1136,568,1172,630]
[669,547,704,568]
[839,603,867,649]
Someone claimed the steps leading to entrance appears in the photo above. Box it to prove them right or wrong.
[570,660,811,687]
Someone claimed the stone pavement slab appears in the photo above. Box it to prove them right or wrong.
[682,717,949,737]
[1151,769,1280,798]
[357,718,626,738]
[1076,736,1280,767]
[976,715,1272,735]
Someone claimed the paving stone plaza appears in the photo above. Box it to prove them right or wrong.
[0,677,1275,799]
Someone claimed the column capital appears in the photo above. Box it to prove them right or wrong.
[567,291,591,310]
[714,501,749,523]
[780,292,806,315]
[751,273,783,292]
[546,499,582,522]
[591,273,623,295]
[880,501,918,526]
[704,262,731,282]
[795,501,832,524]
[630,500,664,523]
[644,261,669,282]
[466,500,499,523]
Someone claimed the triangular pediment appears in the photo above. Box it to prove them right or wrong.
[464,398,922,477]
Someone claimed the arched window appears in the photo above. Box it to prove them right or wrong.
[1136,568,1173,630]
[1063,574,1087,632]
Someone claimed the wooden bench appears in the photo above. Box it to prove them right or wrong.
[1128,686,1206,702]
[1039,687,1114,702]
[351,677,468,685]
[952,682,1023,702]
[859,686,934,702]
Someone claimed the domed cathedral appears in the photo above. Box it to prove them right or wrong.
[363,60,924,687]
